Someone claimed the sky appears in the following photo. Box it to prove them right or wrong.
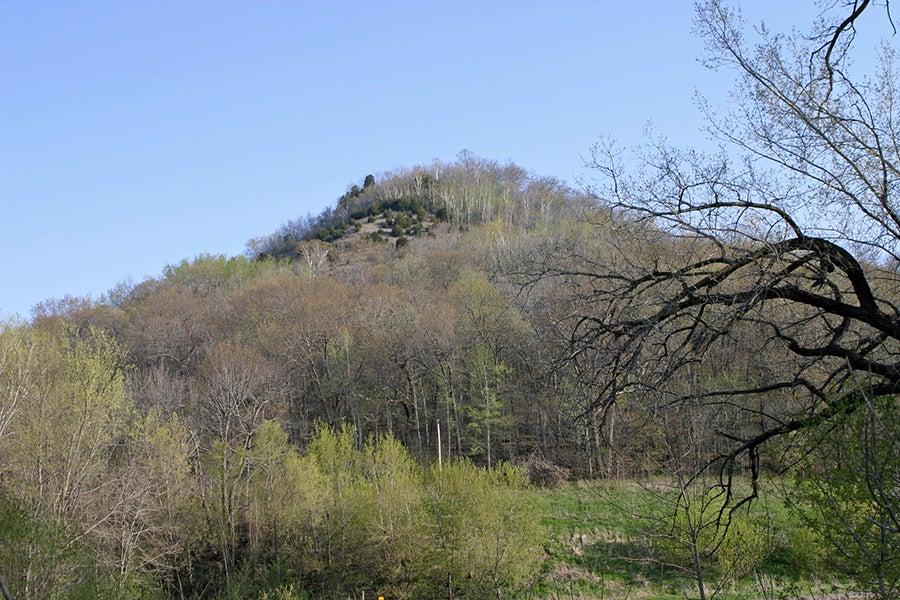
[0,1,892,319]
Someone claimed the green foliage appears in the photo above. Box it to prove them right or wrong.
[101,408,199,594]
[464,343,510,468]
[778,509,829,572]
[304,424,369,592]
[648,481,773,591]
[538,479,859,600]
[247,421,325,587]
[248,153,587,260]
[0,325,134,597]
[420,460,546,599]
[256,583,311,600]
[301,426,545,599]
[200,438,251,583]
[394,213,411,230]
[163,254,278,292]
[0,318,38,451]
[0,493,112,599]
[304,424,428,595]
[715,513,769,579]
[316,223,347,242]
[784,394,900,597]
[357,434,427,595]
[6,135,889,599]
[4,325,128,521]
[651,485,726,575]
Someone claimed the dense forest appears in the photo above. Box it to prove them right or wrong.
[2,1,898,598]
[0,157,614,598]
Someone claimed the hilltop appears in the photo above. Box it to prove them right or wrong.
[245,151,593,263]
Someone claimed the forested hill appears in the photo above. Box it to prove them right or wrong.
[5,151,893,598]
[4,154,627,596]
[27,152,615,473]
[4,0,897,593]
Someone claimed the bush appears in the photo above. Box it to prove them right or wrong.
[419,460,546,598]
[257,583,311,600]
[522,453,570,488]
[395,213,411,229]
[652,486,726,574]
[716,514,770,578]
[0,494,114,599]
[302,427,546,599]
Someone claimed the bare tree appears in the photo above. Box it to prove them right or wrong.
[296,239,334,279]
[559,0,899,510]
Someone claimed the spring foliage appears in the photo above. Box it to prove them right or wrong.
[0,324,545,598]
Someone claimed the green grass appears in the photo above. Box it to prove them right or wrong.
[530,479,863,600]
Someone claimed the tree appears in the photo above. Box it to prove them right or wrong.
[295,239,333,279]
[97,409,198,596]
[193,341,286,586]
[554,0,898,530]
[0,320,39,446]
[0,325,129,597]
[245,420,326,587]
[121,286,208,373]
[465,343,509,470]
[5,326,128,523]
[225,271,357,433]
[305,424,369,594]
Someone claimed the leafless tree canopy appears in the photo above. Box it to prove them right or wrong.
[570,0,899,499]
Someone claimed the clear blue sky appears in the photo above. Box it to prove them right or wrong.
[0,1,888,319]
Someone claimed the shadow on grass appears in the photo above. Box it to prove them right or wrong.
[539,530,690,599]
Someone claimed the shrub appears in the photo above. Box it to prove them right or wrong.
[395,213,411,229]
[419,460,546,598]
[522,453,570,488]
[716,514,770,578]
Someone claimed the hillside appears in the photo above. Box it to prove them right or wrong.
[0,153,890,599]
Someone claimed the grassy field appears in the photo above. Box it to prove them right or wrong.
[530,479,862,600]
